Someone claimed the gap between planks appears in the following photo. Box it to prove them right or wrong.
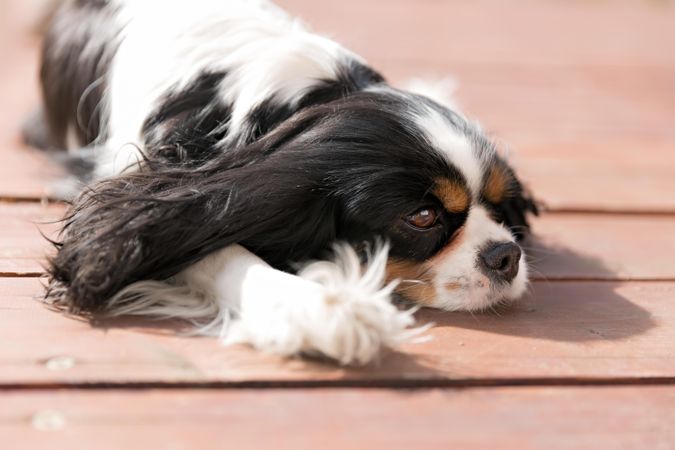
[2,376,675,392]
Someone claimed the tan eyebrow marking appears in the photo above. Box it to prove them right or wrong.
[483,163,513,204]
[433,178,470,213]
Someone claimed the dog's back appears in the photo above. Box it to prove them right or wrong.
[30,0,372,180]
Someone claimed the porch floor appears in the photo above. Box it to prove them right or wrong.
[1,1,674,448]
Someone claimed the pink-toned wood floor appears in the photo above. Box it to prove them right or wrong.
[1,1,674,448]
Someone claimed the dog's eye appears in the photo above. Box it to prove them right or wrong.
[405,207,438,230]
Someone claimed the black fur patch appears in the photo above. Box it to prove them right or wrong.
[47,91,478,312]
[140,59,385,166]
[236,60,385,145]
[141,71,232,166]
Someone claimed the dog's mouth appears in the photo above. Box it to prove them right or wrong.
[392,246,530,312]
[392,271,527,312]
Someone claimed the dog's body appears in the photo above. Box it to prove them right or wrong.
[32,0,537,364]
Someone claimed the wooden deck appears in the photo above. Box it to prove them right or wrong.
[1,0,674,448]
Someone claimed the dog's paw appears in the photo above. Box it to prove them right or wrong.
[224,244,423,365]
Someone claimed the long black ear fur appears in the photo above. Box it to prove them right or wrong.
[46,117,340,313]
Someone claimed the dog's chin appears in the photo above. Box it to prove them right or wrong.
[432,259,529,312]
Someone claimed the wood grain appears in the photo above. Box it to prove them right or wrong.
[1,1,674,448]
[0,1,64,201]
[2,277,673,386]
[0,202,63,276]
[277,0,675,212]
[2,1,674,212]
[3,387,675,450]
[278,0,675,68]
[528,213,675,280]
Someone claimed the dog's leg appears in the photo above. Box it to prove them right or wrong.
[196,245,420,365]
[223,245,421,365]
[107,244,419,365]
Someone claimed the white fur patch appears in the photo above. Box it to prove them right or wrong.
[218,33,348,146]
[224,244,424,365]
[415,107,485,196]
[97,0,357,177]
[426,206,528,311]
[105,244,423,366]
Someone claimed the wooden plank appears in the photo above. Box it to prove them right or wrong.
[279,0,675,68]
[3,387,675,450]
[0,35,60,201]
[4,202,674,281]
[511,138,675,213]
[277,0,675,212]
[0,202,64,276]
[528,213,675,280]
[443,66,675,141]
[377,65,675,212]
[3,1,674,211]
[0,1,65,201]
[2,278,673,385]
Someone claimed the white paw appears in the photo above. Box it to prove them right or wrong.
[224,244,424,365]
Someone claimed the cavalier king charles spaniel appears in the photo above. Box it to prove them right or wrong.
[28,0,537,365]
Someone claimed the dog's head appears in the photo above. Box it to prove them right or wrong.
[255,87,537,311]
[51,87,536,313]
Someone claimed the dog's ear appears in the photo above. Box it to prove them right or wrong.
[482,157,539,240]
[47,144,340,313]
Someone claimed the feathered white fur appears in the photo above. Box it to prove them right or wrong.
[104,243,422,365]
[94,0,357,177]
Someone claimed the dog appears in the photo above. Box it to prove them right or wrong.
[28,0,538,365]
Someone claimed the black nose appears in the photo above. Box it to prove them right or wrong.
[479,242,522,283]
